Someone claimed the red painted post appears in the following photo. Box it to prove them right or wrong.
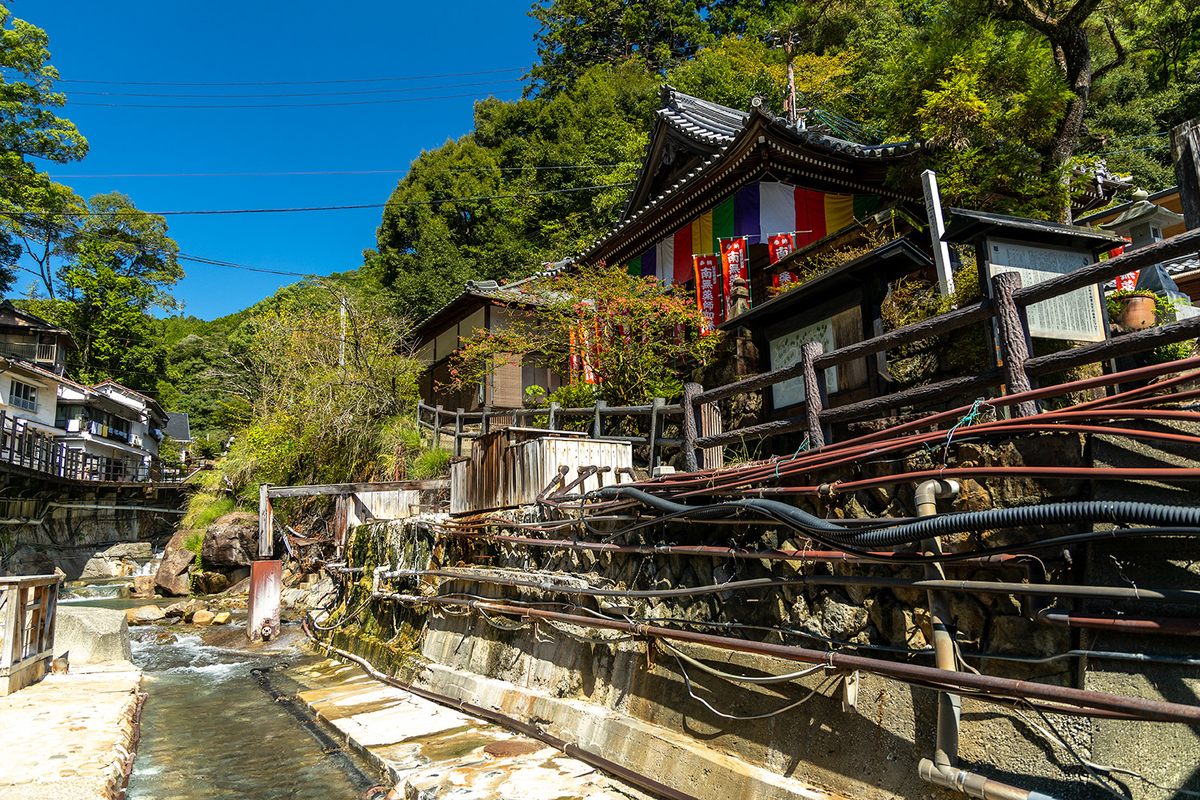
[247,560,282,642]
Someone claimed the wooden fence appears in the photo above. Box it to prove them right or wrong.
[416,398,685,472]
[0,574,62,695]
[0,412,180,485]
[419,228,1200,474]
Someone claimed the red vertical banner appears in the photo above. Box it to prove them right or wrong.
[1105,244,1140,290]
[570,325,599,384]
[768,232,795,264]
[772,271,799,289]
[720,237,749,318]
[693,253,722,330]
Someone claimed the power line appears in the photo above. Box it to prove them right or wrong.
[47,163,639,178]
[41,67,526,87]
[66,87,522,109]
[3,182,632,217]
[62,78,522,99]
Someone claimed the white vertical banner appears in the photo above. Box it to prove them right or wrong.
[921,169,956,299]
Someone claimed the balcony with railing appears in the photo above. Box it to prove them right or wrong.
[0,340,59,367]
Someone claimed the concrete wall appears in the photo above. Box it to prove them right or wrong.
[0,493,183,578]
[328,433,1200,799]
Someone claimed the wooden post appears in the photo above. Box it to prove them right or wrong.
[593,400,607,439]
[800,341,827,449]
[991,272,1038,418]
[3,583,22,669]
[648,397,664,471]
[548,401,559,432]
[481,406,491,436]
[433,404,443,451]
[681,382,701,473]
[454,408,464,457]
[700,401,724,469]
[258,483,274,558]
[1172,117,1200,230]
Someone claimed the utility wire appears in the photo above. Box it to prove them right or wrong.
[66,87,522,109]
[39,67,527,87]
[47,163,638,179]
[2,182,632,217]
[62,78,522,99]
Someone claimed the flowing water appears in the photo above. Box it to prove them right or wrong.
[70,597,383,800]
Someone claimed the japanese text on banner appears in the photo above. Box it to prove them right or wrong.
[768,232,794,264]
[720,237,749,317]
[693,253,722,330]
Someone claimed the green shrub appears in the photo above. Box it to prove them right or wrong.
[182,494,236,530]
[411,448,451,479]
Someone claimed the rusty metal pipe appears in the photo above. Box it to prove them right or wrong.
[386,566,1200,606]
[374,595,1200,724]
[435,528,1040,571]
[1037,608,1200,636]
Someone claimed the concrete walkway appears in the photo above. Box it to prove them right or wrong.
[0,661,144,800]
[289,658,654,800]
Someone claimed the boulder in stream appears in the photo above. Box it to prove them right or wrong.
[56,606,133,663]
[156,548,195,597]
[193,571,229,595]
[131,575,156,598]
[192,609,216,626]
[126,605,166,625]
[211,611,231,625]
[201,512,258,567]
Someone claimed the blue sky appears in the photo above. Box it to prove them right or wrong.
[16,1,540,320]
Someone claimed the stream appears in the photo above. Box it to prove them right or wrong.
[70,596,384,800]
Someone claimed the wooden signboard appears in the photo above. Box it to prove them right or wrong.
[984,237,1106,342]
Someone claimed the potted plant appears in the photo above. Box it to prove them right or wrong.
[1106,289,1159,329]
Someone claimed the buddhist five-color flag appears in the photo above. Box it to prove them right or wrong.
[631,180,882,287]
[693,253,722,328]
[719,237,749,317]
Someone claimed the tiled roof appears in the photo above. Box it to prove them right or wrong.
[658,87,747,145]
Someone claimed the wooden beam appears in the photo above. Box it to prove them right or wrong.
[266,479,449,498]
[1172,118,1200,230]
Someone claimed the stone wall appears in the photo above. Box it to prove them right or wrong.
[325,433,1200,799]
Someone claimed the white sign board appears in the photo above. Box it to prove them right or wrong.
[985,237,1105,342]
[769,318,838,408]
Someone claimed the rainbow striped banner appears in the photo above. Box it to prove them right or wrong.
[630,181,882,283]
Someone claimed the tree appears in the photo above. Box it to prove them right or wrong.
[370,62,657,323]
[0,4,88,295]
[61,192,182,310]
[987,0,1126,217]
[527,0,713,96]
[445,265,721,406]
[229,281,423,486]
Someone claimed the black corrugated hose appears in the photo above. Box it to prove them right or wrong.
[597,486,1200,549]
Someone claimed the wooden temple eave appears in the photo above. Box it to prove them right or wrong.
[583,119,921,269]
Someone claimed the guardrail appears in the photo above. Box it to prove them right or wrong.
[676,227,1200,469]
[418,228,1200,474]
[416,399,685,472]
[0,412,180,485]
[0,573,62,696]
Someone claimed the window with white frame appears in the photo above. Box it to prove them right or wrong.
[9,380,37,412]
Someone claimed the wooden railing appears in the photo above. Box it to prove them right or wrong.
[418,228,1200,474]
[0,412,181,485]
[416,398,685,472]
[0,574,62,696]
[0,341,58,365]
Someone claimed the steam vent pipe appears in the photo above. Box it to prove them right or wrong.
[913,479,1060,800]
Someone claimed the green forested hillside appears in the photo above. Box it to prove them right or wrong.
[363,0,1200,327]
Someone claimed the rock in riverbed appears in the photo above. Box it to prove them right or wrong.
[126,605,166,625]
